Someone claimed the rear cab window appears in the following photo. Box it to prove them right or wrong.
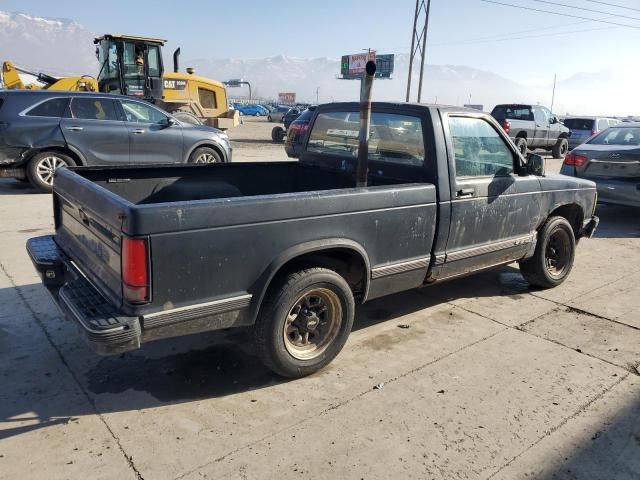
[491,105,533,121]
[70,97,119,121]
[26,97,70,117]
[306,111,425,167]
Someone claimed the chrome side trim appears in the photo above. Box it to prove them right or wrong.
[446,233,536,263]
[433,253,446,265]
[143,293,252,329]
[371,257,430,279]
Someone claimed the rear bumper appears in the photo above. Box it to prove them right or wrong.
[0,166,27,179]
[26,235,141,355]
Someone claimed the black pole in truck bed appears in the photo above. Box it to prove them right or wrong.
[356,60,376,188]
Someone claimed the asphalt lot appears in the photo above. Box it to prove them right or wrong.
[1,119,640,479]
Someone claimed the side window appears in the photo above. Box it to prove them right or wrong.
[307,111,425,166]
[198,88,217,109]
[597,119,609,131]
[120,100,167,124]
[533,107,547,124]
[449,116,514,177]
[147,47,160,77]
[541,107,553,123]
[70,98,119,120]
[26,98,69,117]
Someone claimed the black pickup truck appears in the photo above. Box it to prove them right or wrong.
[491,104,570,159]
[27,102,598,378]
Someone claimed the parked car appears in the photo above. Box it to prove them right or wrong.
[233,104,268,116]
[282,108,302,129]
[0,90,231,192]
[563,117,619,150]
[267,106,291,122]
[26,102,598,378]
[561,122,640,207]
[284,106,316,158]
[491,104,570,158]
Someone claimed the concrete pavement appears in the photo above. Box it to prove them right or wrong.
[0,158,639,479]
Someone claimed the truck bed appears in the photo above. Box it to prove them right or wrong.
[52,162,438,322]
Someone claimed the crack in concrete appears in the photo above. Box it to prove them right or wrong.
[173,326,507,480]
[485,373,630,479]
[0,261,144,480]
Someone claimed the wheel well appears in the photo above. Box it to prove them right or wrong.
[27,147,84,166]
[189,143,226,162]
[558,133,568,139]
[515,131,527,139]
[547,204,583,236]
[269,248,368,300]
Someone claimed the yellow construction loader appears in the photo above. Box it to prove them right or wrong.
[2,34,235,127]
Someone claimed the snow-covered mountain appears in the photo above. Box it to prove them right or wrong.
[0,10,635,116]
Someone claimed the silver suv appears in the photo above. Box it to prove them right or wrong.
[564,116,620,150]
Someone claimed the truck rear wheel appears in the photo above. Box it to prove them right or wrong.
[514,137,528,156]
[552,138,569,159]
[519,216,576,288]
[27,151,76,193]
[253,267,355,378]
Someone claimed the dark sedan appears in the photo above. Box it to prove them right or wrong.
[561,123,640,207]
[0,90,231,192]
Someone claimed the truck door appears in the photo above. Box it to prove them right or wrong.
[439,113,541,279]
[532,106,549,148]
[61,97,129,165]
[117,99,183,164]
[542,106,561,146]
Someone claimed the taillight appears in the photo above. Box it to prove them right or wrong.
[501,120,511,134]
[563,152,588,167]
[591,129,599,137]
[122,236,149,304]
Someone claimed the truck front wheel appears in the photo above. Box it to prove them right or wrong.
[552,138,569,159]
[519,216,576,288]
[253,268,355,378]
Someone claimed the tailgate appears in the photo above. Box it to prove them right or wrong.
[53,168,131,306]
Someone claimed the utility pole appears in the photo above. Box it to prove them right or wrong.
[406,0,432,103]
[550,73,557,112]
[316,86,320,104]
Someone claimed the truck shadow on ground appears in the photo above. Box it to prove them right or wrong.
[593,204,640,239]
[0,179,37,195]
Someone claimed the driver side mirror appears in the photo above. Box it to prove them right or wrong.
[549,116,558,124]
[526,153,545,176]
[166,117,178,127]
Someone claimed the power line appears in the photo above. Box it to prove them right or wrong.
[432,24,616,47]
[533,0,640,22]
[480,0,640,29]
[586,0,640,13]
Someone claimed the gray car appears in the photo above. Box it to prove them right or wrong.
[560,122,640,207]
[0,90,231,192]
[563,116,620,150]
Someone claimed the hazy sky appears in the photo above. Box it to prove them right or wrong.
[3,0,639,84]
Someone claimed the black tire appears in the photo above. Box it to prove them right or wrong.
[267,115,273,122]
[514,137,528,156]
[189,147,222,164]
[271,126,285,143]
[173,111,202,125]
[252,267,355,378]
[519,216,576,288]
[26,151,76,193]
[552,137,569,159]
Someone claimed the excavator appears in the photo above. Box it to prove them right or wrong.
[1,34,234,127]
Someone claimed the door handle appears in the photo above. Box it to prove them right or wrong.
[456,188,475,198]
[536,124,542,127]
[66,126,83,132]
[132,129,145,134]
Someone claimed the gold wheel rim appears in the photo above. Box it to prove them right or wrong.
[283,288,342,361]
